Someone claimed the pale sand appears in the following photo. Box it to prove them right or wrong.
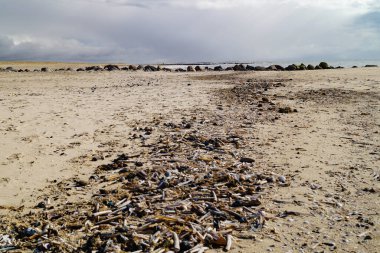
[0,70,222,207]
[0,65,379,252]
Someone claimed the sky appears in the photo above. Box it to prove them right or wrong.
[0,0,379,63]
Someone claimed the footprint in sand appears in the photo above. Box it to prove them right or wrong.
[0,177,10,186]
[20,135,39,143]
[6,153,22,163]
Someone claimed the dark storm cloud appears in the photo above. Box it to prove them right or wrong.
[0,0,379,63]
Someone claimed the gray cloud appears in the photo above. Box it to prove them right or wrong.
[355,11,380,31]
[0,35,126,62]
[0,0,379,63]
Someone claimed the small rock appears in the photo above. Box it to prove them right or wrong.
[323,241,336,247]
[91,155,104,161]
[75,179,88,187]
[36,201,46,209]
[165,171,172,178]
[135,161,144,167]
[362,187,376,193]
[21,227,37,237]
[240,157,255,163]
[278,107,293,113]
[278,175,286,183]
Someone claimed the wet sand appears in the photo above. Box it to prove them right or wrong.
[0,65,379,252]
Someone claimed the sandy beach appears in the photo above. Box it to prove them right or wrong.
[0,64,379,252]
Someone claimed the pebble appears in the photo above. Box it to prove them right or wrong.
[165,171,172,178]
[240,157,255,163]
[278,175,286,183]
[23,228,37,237]
[323,241,336,247]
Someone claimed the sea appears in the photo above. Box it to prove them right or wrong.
[160,60,380,70]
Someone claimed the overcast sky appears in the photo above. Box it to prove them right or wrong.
[0,0,379,63]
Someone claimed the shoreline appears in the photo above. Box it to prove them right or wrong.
[0,61,379,73]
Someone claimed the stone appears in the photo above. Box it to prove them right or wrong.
[307,64,315,70]
[187,66,195,72]
[41,67,49,72]
[365,64,378,67]
[254,66,266,71]
[246,65,255,70]
[275,65,284,70]
[323,241,336,247]
[299,63,307,70]
[278,175,286,183]
[278,107,293,113]
[285,64,297,71]
[85,66,102,71]
[240,157,255,163]
[195,66,202,71]
[104,64,120,71]
[233,64,245,71]
[143,65,158,72]
[129,65,137,70]
[319,62,329,69]
[75,179,88,187]
[214,66,223,71]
